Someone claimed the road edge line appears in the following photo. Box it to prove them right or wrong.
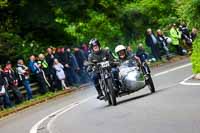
[180,75,200,86]
[30,62,192,133]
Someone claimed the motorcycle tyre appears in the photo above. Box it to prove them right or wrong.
[107,92,112,106]
[107,78,117,106]
[146,74,155,93]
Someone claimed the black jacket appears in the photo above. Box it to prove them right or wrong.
[0,71,6,87]
[136,48,148,62]
[145,33,158,47]
[157,35,168,48]
[60,52,72,67]
[88,49,113,73]
[88,49,113,63]
[3,69,17,86]
[46,54,55,68]
[74,50,87,69]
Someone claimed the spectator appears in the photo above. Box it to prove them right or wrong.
[28,55,48,94]
[59,47,71,86]
[156,29,170,60]
[53,59,69,90]
[170,24,184,55]
[81,43,90,59]
[136,43,149,63]
[0,70,5,109]
[16,59,33,100]
[54,48,62,62]
[74,47,89,84]
[180,24,193,51]
[145,28,162,61]
[61,48,79,85]
[190,28,198,42]
[46,48,57,91]
[38,54,49,75]
[127,45,134,57]
[46,48,55,68]
[38,54,51,90]
[0,66,12,109]
[66,48,80,84]
[104,47,116,59]
[4,61,23,104]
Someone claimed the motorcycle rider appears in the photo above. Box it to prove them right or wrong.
[88,39,113,100]
[115,45,150,75]
[115,45,140,63]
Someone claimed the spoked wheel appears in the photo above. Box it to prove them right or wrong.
[141,63,155,93]
[106,78,117,106]
[146,74,155,93]
[107,92,112,105]
[101,84,112,105]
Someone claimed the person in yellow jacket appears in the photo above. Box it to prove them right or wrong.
[38,54,51,89]
[170,24,184,55]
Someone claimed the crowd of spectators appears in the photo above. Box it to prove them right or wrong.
[0,45,91,110]
[141,23,197,63]
[0,23,198,110]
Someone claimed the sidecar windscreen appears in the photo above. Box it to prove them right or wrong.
[121,60,137,67]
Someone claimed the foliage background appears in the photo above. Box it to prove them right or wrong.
[0,0,199,73]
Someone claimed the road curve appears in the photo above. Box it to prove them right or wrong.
[1,58,200,133]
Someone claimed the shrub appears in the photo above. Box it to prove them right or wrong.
[191,37,200,74]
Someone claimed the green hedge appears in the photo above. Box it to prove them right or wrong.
[191,37,200,74]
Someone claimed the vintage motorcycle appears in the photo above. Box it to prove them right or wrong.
[91,58,155,106]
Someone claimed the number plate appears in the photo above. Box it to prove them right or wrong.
[99,61,110,68]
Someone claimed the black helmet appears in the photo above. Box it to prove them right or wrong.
[89,38,100,49]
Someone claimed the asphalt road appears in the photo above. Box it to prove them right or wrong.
[1,58,200,133]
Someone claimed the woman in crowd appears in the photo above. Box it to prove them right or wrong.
[53,59,69,90]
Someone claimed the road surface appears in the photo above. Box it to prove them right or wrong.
[1,58,200,133]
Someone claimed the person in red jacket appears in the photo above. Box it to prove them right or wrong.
[4,61,23,104]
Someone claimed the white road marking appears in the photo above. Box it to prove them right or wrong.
[153,63,192,77]
[30,62,192,133]
[180,75,200,86]
[30,96,95,133]
[47,96,95,133]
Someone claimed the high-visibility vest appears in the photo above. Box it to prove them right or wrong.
[38,60,48,68]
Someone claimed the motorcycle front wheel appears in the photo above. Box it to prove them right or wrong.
[106,78,117,106]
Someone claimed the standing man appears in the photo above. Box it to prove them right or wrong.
[16,59,33,100]
[46,48,57,91]
[0,66,12,109]
[28,55,48,94]
[74,47,89,84]
[81,43,90,59]
[127,45,134,57]
[61,47,79,86]
[38,54,51,90]
[170,24,184,55]
[190,28,198,42]
[145,28,162,61]
[4,61,23,104]
[156,29,170,60]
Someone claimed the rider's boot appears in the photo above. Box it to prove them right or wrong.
[95,85,104,100]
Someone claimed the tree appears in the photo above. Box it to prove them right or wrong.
[176,0,200,75]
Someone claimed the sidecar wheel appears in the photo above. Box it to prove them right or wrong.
[107,78,117,106]
[146,75,155,93]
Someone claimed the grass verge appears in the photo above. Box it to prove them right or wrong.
[0,88,75,119]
